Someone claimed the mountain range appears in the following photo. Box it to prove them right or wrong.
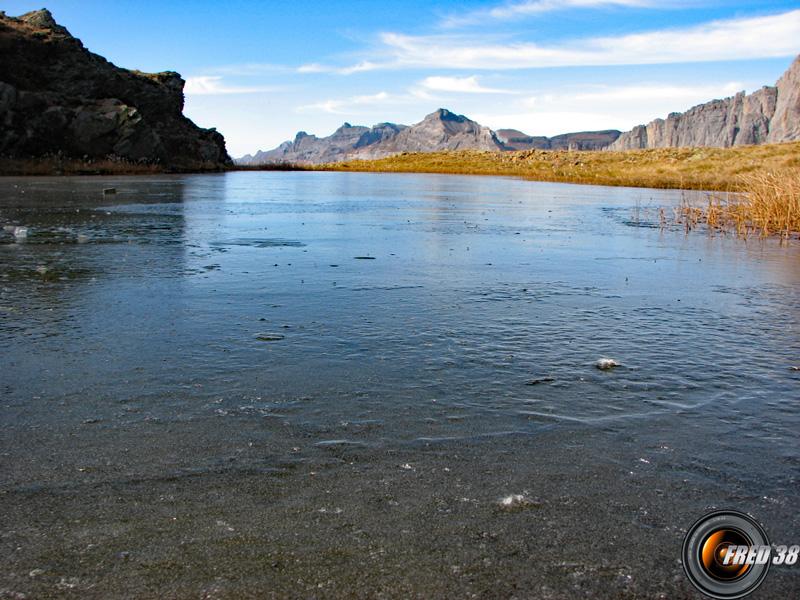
[239,53,800,165]
[236,110,620,165]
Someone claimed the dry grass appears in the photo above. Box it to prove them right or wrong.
[678,169,800,238]
[318,142,800,193]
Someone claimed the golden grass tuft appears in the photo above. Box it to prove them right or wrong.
[678,169,800,237]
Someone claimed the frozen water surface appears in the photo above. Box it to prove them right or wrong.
[1,172,799,598]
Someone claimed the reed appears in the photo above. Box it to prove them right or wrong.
[677,169,800,238]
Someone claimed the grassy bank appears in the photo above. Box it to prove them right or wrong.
[317,142,800,192]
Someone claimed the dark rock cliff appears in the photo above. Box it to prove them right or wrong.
[0,9,231,170]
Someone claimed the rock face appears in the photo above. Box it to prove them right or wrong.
[768,55,800,142]
[0,9,231,170]
[608,55,800,150]
[496,129,620,151]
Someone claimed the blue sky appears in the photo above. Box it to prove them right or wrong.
[6,1,800,156]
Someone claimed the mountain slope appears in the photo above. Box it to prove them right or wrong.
[0,9,230,170]
[609,55,800,150]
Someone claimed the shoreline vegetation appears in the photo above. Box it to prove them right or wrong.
[3,142,799,236]
[316,143,800,192]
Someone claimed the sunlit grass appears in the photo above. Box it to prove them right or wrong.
[316,142,800,194]
[678,169,800,238]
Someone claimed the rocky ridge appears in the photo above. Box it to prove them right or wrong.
[0,9,231,170]
[609,55,800,150]
[237,109,620,165]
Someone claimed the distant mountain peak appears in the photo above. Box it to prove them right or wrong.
[427,108,466,123]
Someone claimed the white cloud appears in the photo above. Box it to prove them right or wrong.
[334,10,800,72]
[297,60,380,75]
[296,91,392,114]
[297,63,328,74]
[443,0,660,27]
[184,76,276,95]
[339,61,381,75]
[419,75,516,94]
[567,82,744,103]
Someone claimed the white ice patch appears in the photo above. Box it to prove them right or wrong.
[498,493,539,510]
[595,357,619,370]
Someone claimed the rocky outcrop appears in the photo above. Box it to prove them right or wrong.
[768,55,800,142]
[608,55,800,150]
[0,9,231,170]
[497,129,620,151]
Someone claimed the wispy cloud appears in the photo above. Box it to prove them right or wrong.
[296,60,380,75]
[442,0,659,28]
[330,10,800,73]
[419,75,516,94]
[296,63,328,74]
[296,91,393,114]
[184,76,278,95]
[567,81,745,103]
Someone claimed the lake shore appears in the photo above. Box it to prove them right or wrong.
[5,145,800,236]
[315,142,800,192]
[3,143,798,192]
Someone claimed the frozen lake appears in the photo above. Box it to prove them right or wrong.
[1,171,799,598]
